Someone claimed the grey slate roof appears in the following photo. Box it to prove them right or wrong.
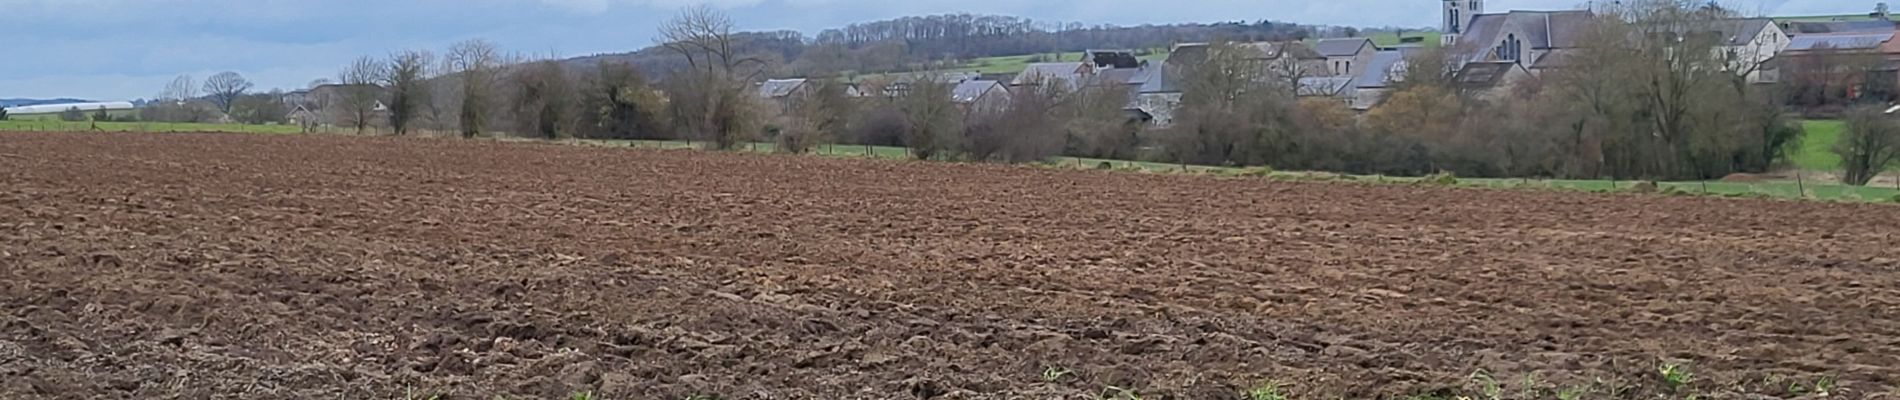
[1456,10,1595,62]
[951,80,1005,103]
[1313,38,1374,57]
[1787,32,1894,51]
[1711,18,1777,46]
[1089,68,1141,87]
[1131,64,1177,93]
[1011,62,1088,87]
[1451,61,1522,89]
[1783,20,1896,35]
[1167,41,1320,66]
[758,79,806,98]
[1354,50,1409,89]
[1297,76,1357,96]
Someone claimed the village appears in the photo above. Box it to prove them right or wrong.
[750,2,1896,129]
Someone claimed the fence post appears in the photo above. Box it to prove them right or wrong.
[1795,170,1807,198]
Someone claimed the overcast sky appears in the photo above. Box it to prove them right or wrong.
[0,0,1856,100]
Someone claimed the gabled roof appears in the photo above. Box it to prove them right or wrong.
[1297,76,1356,96]
[1167,41,1322,65]
[1712,18,1778,46]
[1451,61,1526,89]
[1354,50,1410,89]
[1089,68,1142,87]
[1530,49,1583,69]
[1457,10,1596,62]
[1787,32,1894,51]
[951,80,1005,103]
[1131,63,1177,93]
[1313,38,1375,57]
[759,79,806,98]
[1011,62,1089,87]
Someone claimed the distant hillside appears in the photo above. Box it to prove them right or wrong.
[551,14,1375,81]
[0,98,94,108]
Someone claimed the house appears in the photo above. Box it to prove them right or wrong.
[1314,38,1377,76]
[1350,49,1416,111]
[286,105,321,129]
[1168,41,1330,78]
[1010,62,1094,89]
[951,80,1011,115]
[1128,63,1181,126]
[1707,18,1791,83]
[758,78,810,114]
[302,84,389,127]
[883,71,981,97]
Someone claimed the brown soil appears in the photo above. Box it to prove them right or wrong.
[3,132,1898,399]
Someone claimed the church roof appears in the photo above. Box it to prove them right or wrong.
[1455,10,1595,63]
[1451,61,1525,89]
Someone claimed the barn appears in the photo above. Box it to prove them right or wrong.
[3,101,137,116]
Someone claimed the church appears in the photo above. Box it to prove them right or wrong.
[1434,0,1789,92]
[1441,1,1595,74]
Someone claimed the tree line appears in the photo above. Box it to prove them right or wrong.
[184,1,1900,186]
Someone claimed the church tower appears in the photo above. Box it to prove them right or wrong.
[1443,0,1483,46]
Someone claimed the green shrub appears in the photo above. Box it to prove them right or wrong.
[1420,172,1458,185]
[1233,166,1274,177]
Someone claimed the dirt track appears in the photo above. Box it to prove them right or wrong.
[3,132,1898,399]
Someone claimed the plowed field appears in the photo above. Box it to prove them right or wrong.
[3,132,1898,399]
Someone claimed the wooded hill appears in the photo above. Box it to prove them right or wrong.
[558,14,1383,80]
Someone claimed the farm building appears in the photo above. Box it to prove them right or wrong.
[3,101,135,115]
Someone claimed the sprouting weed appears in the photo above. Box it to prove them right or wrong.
[1246,380,1288,400]
[402,388,441,400]
[1556,386,1585,400]
[568,392,596,400]
[1101,386,1143,400]
[1657,362,1694,393]
[1814,376,1837,397]
[1042,366,1075,383]
[1469,370,1503,400]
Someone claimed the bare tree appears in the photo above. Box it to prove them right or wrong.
[203,71,254,115]
[1837,106,1900,185]
[896,77,961,159]
[445,39,506,138]
[161,75,198,101]
[659,5,767,149]
[780,77,854,153]
[385,50,435,135]
[1167,40,1297,166]
[337,56,387,134]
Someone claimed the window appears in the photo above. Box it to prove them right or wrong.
[1450,9,1461,33]
[1499,34,1523,61]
